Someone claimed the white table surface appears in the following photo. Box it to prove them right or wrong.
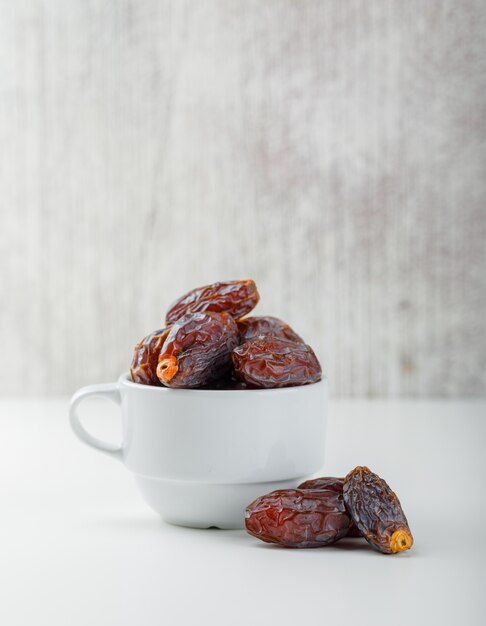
[1,397,485,626]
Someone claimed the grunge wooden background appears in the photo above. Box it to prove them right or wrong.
[1,1,485,396]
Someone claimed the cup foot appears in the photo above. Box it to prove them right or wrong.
[133,475,307,530]
[161,518,242,530]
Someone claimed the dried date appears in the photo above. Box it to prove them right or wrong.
[298,477,361,537]
[245,489,351,548]
[298,476,344,492]
[343,466,413,554]
[130,328,170,386]
[232,337,321,388]
[166,280,259,325]
[237,316,303,344]
[156,312,239,388]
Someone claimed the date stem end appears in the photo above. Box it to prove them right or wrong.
[157,355,178,383]
[390,529,413,553]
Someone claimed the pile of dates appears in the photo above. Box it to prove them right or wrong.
[246,466,414,555]
[131,279,322,389]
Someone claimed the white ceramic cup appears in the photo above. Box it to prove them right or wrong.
[69,372,328,529]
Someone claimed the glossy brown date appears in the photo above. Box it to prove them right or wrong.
[232,337,321,388]
[343,466,413,554]
[245,489,351,548]
[130,328,170,386]
[237,316,303,344]
[298,477,361,538]
[166,280,259,325]
[298,476,344,492]
[156,312,239,388]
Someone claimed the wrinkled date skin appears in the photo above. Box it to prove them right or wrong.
[237,316,303,344]
[343,467,413,554]
[166,280,259,325]
[245,489,351,548]
[130,328,170,386]
[156,312,239,388]
[298,477,361,538]
[298,476,345,492]
[232,337,321,388]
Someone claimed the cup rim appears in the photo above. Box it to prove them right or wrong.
[119,372,327,395]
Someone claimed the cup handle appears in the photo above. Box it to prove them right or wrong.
[69,383,123,460]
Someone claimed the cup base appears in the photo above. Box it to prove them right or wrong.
[133,474,307,529]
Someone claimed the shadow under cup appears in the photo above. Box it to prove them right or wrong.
[70,373,328,529]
